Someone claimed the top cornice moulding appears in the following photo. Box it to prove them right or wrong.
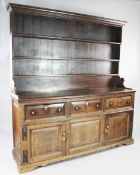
[7,3,127,27]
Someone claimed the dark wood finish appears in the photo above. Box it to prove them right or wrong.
[105,95,132,110]
[9,3,135,173]
[106,112,131,144]
[70,100,102,115]
[25,103,65,120]
[29,122,66,163]
[68,116,104,155]
[13,75,124,93]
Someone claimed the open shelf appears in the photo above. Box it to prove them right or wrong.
[14,74,119,78]
[14,12,122,43]
[13,34,121,45]
[11,7,123,93]
[13,56,120,62]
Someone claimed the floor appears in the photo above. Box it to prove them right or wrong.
[0,128,140,175]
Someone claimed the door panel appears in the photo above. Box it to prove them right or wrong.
[29,122,66,163]
[67,116,104,155]
[106,112,130,144]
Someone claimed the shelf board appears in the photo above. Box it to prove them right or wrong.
[13,56,120,62]
[13,33,121,45]
[13,74,119,78]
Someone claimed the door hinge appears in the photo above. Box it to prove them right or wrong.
[22,126,27,141]
[23,150,28,164]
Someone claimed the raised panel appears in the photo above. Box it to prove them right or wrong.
[106,112,130,143]
[29,122,65,163]
[68,116,104,154]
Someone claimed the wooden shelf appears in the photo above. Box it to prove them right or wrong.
[13,33,121,45]
[14,74,119,78]
[13,57,120,62]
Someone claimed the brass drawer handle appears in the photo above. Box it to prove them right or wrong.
[58,108,62,112]
[44,105,48,111]
[75,106,79,111]
[96,103,100,108]
[109,102,113,106]
[31,111,35,115]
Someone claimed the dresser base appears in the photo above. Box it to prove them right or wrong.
[13,138,134,173]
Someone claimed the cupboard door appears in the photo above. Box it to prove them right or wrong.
[67,116,104,155]
[29,122,66,163]
[106,112,131,144]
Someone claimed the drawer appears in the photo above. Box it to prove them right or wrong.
[105,97,119,109]
[71,100,102,115]
[120,96,132,107]
[105,96,132,110]
[25,103,65,119]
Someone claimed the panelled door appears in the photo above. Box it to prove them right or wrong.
[67,115,105,155]
[28,121,66,163]
[105,112,131,144]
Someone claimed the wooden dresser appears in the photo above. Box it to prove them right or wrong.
[8,3,135,173]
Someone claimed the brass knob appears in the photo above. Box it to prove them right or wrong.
[62,136,66,142]
[62,131,66,141]
[106,125,109,129]
[96,104,100,108]
[44,105,48,111]
[109,102,113,106]
[62,131,66,136]
[86,102,89,106]
[105,129,108,134]
[75,106,79,111]
[31,111,35,115]
[58,108,62,112]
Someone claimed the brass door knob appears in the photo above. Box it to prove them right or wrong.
[62,131,66,136]
[62,131,66,141]
[62,136,66,142]
[109,102,113,106]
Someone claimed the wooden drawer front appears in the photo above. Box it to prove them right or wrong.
[105,96,132,110]
[105,97,119,110]
[71,100,102,115]
[120,96,132,108]
[25,103,65,119]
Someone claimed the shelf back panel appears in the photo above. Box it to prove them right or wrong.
[13,75,119,93]
[13,37,120,60]
[14,13,122,43]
